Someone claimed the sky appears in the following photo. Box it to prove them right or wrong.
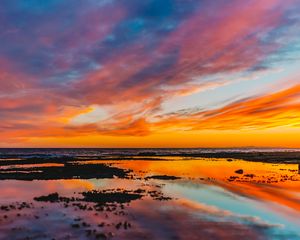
[1,0,300,148]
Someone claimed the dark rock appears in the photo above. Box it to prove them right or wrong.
[81,190,143,205]
[244,174,255,178]
[0,163,129,180]
[145,175,181,180]
[115,222,122,229]
[95,233,107,239]
[235,169,244,174]
[34,193,60,202]
[71,224,80,228]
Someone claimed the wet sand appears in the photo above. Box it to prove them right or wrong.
[1,151,300,239]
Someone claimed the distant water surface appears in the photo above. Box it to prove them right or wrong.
[0,148,300,159]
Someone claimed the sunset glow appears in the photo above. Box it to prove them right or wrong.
[1,0,300,147]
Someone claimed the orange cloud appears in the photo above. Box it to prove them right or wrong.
[155,83,300,131]
[1,83,300,147]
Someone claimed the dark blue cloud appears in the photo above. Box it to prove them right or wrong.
[0,0,201,82]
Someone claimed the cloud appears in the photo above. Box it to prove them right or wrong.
[0,0,300,144]
[154,83,300,131]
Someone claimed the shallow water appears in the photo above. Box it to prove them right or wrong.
[0,157,300,239]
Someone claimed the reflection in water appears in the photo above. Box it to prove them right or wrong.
[0,158,300,239]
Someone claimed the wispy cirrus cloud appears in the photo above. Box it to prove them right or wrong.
[154,83,300,131]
